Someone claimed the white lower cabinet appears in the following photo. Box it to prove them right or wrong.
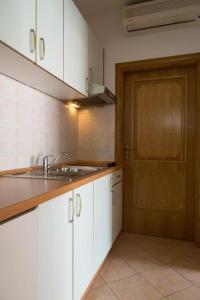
[94,174,112,273]
[112,177,123,243]
[74,183,94,300]
[38,183,94,300]
[0,169,122,300]
[0,209,38,300]
[38,192,73,300]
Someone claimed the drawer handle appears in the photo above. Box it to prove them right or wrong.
[29,29,36,53]
[76,194,82,217]
[68,198,74,223]
[39,37,45,60]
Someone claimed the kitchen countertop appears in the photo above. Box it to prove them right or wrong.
[0,164,123,222]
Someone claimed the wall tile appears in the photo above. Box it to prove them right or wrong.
[0,74,79,171]
[78,106,115,161]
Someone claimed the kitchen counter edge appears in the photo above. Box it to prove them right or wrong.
[0,164,124,223]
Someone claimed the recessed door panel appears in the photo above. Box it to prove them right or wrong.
[124,67,196,240]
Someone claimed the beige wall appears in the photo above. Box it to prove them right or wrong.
[88,13,200,93]
[78,106,115,161]
[3,16,198,167]
[0,74,79,171]
[83,13,200,161]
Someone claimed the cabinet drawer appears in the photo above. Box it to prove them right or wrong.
[112,169,123,185]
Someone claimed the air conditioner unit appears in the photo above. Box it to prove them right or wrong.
[123,0,200,34]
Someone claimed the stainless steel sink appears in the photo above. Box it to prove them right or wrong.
[5,165,106,181]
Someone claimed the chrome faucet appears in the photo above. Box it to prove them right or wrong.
[42,152,71,172]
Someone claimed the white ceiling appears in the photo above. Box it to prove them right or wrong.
[73,0,153,18]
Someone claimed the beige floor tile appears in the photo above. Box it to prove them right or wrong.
[168,259,200,284]
[120,232,171,250]
[92,274,106,289]
[109,274,162,300]
[100,253,136,283]
[146,244,187,264]
[141,266,191,296]
[86,285,118,300]
[185,253,200,267]
[166,240,200,258]
[194,281,200,288]
[166,285,200,300]
[112,235,141,255]
[133,235,172,251]
[121,249,162,273]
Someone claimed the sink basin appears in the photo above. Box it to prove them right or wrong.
[5,165,106,181]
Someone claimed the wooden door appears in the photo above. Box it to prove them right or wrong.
[0,0,36,61]
[124,67,196,240]
[37,0,63,79]
[74,182,94,300]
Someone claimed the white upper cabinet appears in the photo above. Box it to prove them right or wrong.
[74,182,94,300]
[38,192,73,300]
[88,28,104,87]
[37,0,63,79]
[0,0,36,61]
[94,174,112,273]
[64,0,89,96]
[0,210,38,300]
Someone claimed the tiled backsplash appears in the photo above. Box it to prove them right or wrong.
[78,106,115,161]
[0,74,78,171]
[0,74,115,171]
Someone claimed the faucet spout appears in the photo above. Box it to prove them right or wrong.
[42,152,71,172]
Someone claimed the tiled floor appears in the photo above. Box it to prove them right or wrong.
[86,233,200,300]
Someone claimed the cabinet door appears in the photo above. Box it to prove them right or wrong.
[0,209,38,300]
[0,0,36,61]
[88,28,104,87]
[38,192,73,300]
[74,182,94,300]
[94,174,112,273]
[37,0,63,79]
[64,0,88,96]
[112,181,123,243]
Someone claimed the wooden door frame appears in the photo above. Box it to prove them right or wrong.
[115,53,200,245]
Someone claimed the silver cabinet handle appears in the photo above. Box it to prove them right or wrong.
[68,198,74,223]
[39,37,45,60]
[29,29,36,53]
[76,194,82,217]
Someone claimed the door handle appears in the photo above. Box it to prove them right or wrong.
[68,198,74,223]
[124,145,132,160]
[76,194,82,217]
[29,29,36,53]
[39,37,45,60]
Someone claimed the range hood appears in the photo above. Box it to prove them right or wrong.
[70,84,116,108]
